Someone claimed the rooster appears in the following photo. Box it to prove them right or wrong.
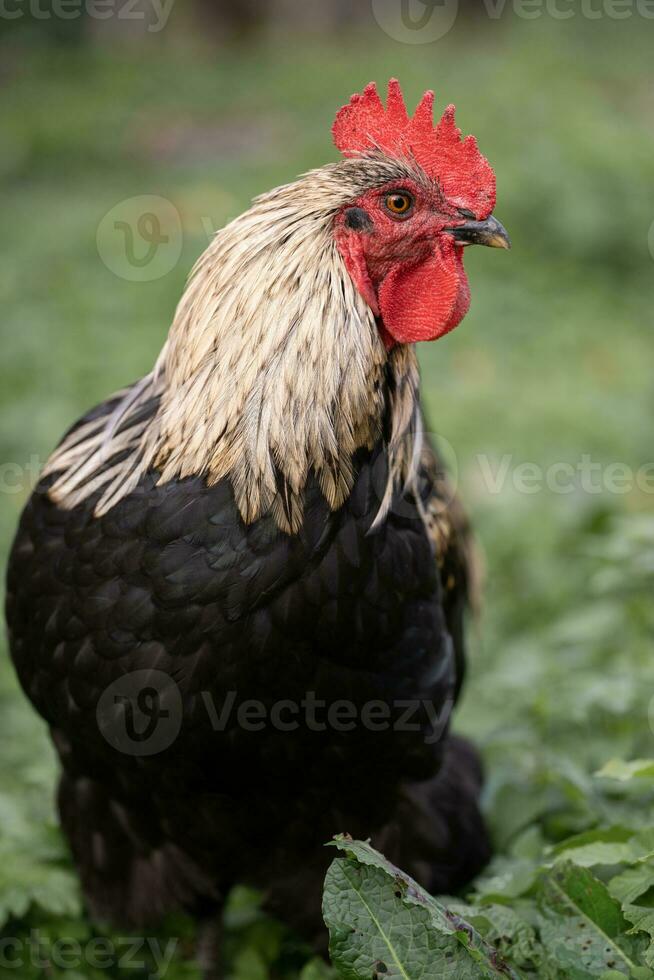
[6,80,509,973]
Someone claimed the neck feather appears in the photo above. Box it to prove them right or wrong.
[47,162,422,533]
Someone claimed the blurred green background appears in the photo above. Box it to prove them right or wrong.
[1,3,654,977]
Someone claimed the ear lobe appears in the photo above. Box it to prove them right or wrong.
[343,207,374,232]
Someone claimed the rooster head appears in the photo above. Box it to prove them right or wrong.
[333,79,509,349]
[47,81,511,533]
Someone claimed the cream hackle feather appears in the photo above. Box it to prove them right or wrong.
[45,154,425,533]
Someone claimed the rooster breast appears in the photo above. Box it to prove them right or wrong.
[5,393,485,940]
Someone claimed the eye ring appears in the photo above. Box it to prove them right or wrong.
[384,191,414,219]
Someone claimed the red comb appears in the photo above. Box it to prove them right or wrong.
[332,79,496,219]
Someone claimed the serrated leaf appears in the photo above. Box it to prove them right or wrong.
[328,836,457,934]
[538,862,639,978]
[324,837,518,979]
[0,850,81,928]
[620,905,654,967]
[608,864,654,907]
[447,901,540,969]
[324,861,480,980]
[607,867,654,968]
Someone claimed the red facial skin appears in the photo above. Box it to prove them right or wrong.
[334,179,472,350]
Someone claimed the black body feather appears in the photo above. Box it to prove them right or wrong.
[5,397,490,943]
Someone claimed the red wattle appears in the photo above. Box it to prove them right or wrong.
[377,239,470,345]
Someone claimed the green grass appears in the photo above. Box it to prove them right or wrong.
[1,14,653,977]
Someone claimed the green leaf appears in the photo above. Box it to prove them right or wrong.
[0,848,81,928]
[608,864,654,907]
[473,856,538,902]
[549,828,637,868]
[621,905,654,967]
[608,865,654,968]
[324,837,518,979]
[538,862,638,978]
[300,957,338,980]
[446,901,540,969]
[595,760,654,782]
[231,946,269,980]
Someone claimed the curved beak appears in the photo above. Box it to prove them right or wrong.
[444,214,511,250]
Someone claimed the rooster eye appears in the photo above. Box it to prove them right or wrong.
[384,192,414,218]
